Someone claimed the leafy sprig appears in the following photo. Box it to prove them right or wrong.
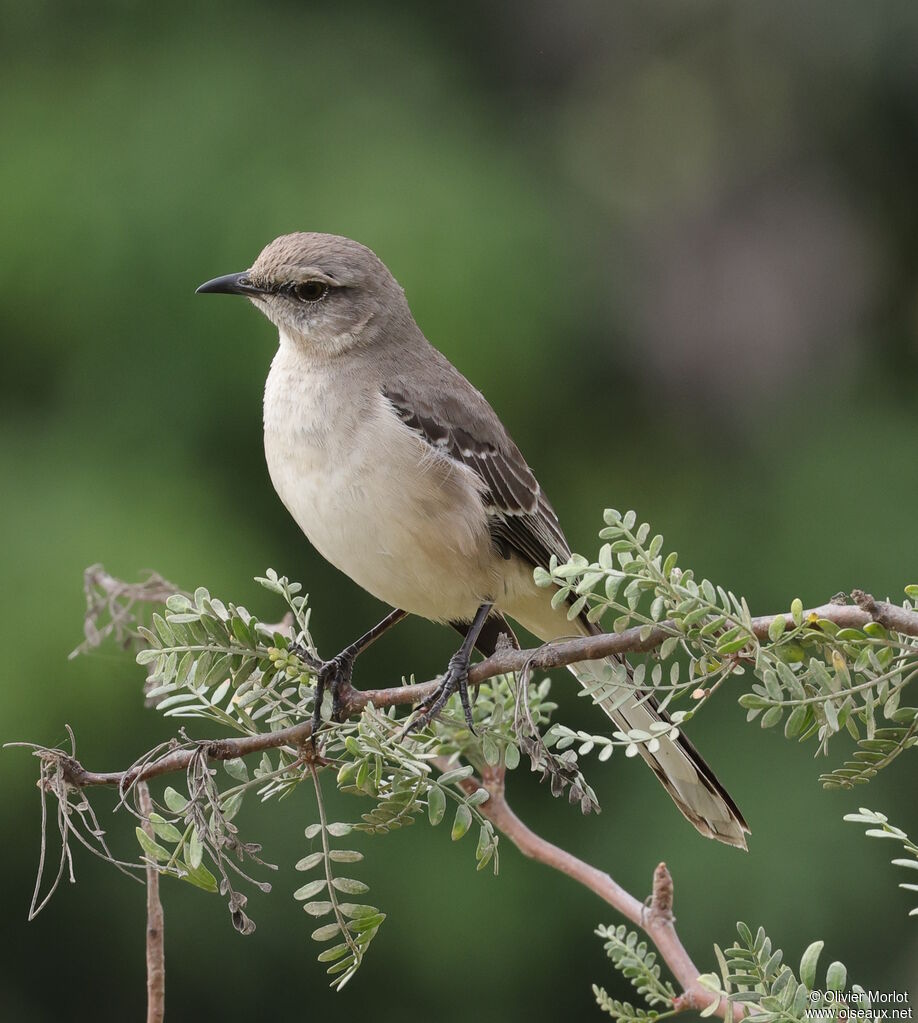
[538,510,918,785]
[296,764,384,990]
[593,924,677,1022]
[694,922,866,1023]
[844,808,918,918]
[326,705,501,871]
[137,577,316,735]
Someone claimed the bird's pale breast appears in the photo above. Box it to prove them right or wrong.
[262,338,503,622]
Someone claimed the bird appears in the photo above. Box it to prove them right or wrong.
[196,232,749,849]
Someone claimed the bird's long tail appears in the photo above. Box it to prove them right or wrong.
[509,598,750,849]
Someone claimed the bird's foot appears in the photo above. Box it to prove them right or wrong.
[290,643,356,734]
[407,649,476,735]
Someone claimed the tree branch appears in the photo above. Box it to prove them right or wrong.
[137,781,165,1023]
[47,590,918,793]
[441,760,735,1018]
[850,589,918,636]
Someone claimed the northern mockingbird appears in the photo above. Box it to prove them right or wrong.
[197,232,749,849]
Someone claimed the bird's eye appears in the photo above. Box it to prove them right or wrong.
[293,280,329,302]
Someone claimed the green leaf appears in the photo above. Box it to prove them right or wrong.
[567,594,588,621]
[799,940,823,988]
[177,862,218,892]
[825,961,846,992]
[224,757,249,781]
[135,827,170,863]
[717,634,751,656]
[231,615,254,646]
[762,670,782,701]
[211,678,232,706]
[163,787,188,813]
[221,791,244,820]
[338,903,379,919]
[148,814,182,843]
[295,852,325,872]
[202,653,233,690]
[761,707,783,729]
[660,636,679,659]
[738,694,771,710]
[294,879,328,900]
[533,566,552,587]
[332,877,369,895]
[136,625,162,648]
[427,786,446,826]
[438,765,474,787]
[451,803,472,841]
[328,850,363,863]
[784,705,807,738]
[482,735,500,766]
[768,615,787,642]
[348,912,386,933]
[152,613,175,645]
[303,901,334,917]
[186,828,204,869]
[175,650,195,687]
[317,942,351,963]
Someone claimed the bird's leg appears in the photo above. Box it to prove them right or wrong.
[293,608,408,732]
[409,602,493,735]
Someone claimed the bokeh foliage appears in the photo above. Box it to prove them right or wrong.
[2,2,918,1019]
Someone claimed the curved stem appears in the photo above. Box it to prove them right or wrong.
[475,780,736,1018]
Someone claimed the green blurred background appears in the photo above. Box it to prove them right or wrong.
[2,2,917,1019]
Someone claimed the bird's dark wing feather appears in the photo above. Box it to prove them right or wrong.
[382,374,570,572]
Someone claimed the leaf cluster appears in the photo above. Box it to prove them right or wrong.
[593,924,677,1023]
[696,923,865,1023]
[137,576,315,735]
[844,808,918,918]
[537,510,918,789]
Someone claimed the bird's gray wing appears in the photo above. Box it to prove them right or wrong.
[382,371,571,572]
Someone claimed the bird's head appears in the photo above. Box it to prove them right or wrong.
[196,232,409,355]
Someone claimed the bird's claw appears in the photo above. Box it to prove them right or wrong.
[407,651,477,735]
[308,651,356,735]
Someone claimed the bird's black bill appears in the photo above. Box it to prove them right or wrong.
[195,271,264,296]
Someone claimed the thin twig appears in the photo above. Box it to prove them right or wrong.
[138,782,165,1023]
[28,760,52,920]
[71,565,184,660]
